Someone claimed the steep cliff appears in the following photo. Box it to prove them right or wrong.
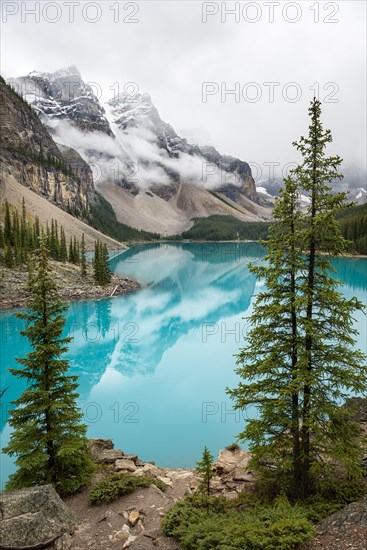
[0,76,94,217]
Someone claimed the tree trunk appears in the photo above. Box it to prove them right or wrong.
[301,149,318,499]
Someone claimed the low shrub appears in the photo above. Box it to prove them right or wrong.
[89,473,167,505]
[162,495,315,550]
[226,443,241,452]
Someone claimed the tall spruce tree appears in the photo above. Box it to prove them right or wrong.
[80,233,87,277]
[228,99,367,500]
[93,241,111,285]
[4,200,12,245]
[3,242,94,495]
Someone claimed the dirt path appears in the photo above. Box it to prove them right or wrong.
[64,468,197,550]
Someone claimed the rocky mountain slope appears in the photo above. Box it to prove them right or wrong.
[0,75,94,217]
[257,169,367,206]
[8,67,271,234]
[0,174,120,249]
[8,66,113,136]
[0,76,128,248]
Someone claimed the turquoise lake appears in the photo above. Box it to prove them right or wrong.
[1,242,366,484]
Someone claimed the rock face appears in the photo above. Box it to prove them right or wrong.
[0,76,94,216]
[212,446,255,495]
[8,66,113,136]
[107,91,258,203]
[303,496,367,550]
[5,67,271,233]
[0,485,76,549]
[343,397,367,473]
[88,439,255,499]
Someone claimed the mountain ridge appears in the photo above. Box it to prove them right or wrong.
[7,67,271,234]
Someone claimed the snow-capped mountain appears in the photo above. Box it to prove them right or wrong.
[256,170,367,206]
[7,67,269,234]
[8,66,113,136]
[106,91,257,202]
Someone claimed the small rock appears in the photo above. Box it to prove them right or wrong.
[225,491,239,500]
[115,458,137,472]
[98,449,124,464]
[114,525,130,542]
[132,468,146,477]
[141,464,160,477]
[128,511,140,527]
[122,535,137,549]
[157,475,172,487]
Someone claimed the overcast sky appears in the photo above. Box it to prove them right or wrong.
[1,0,366,180]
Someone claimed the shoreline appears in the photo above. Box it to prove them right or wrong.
[0,262,140,312]
[132,239,367,259]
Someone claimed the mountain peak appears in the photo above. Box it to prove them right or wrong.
[28,65,81,81]
[8,66,113,136]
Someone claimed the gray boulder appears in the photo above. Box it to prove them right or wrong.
[89,438,115,462]
[0,485,76,548]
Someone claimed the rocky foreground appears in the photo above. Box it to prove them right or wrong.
[1,437,367,550]
[0,262,139,310]
[0,439,255,550]
[64,439,256,550]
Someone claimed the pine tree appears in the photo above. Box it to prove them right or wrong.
[4,244,13,267]
[3,242,94,495]
[93,241,111,285]
[101,243,111,284]
[34,216,40,247]
[59,227,68,262]
[4,200,12,245]
[195,447,214,495]
[93,240,100,283]
[50,219,57,260]
[73,236,80,264]
[80,233,87,277]
[228,99,367,501]
[68,236,74,263]
[20,199,28,262]
[293,98,366,496]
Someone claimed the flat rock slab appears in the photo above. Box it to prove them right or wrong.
[115,459,137,472]
[0,485,76,547]
[98,450,124,464]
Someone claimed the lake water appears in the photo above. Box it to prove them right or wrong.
[1,242,366,484]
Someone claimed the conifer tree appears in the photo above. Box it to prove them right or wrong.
[20,199,28,262]
[34,216,40,247]
[81,233,87,277]
[195,447,214,495]
[3,242,94,495]
[293,99,366,496]
[59,228,68,262]
[4,244,13,267]
[68,236,74,263]
[4,200,12,245]
[101,243,111,284]
[228,99,367,501]
[93,240,101,283]
[93,241,111,285]
[73,236,80,264]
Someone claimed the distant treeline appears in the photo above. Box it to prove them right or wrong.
[337,203,367,254]
[88,192,160,242]
[174,205,367,255]
[175,215,271,242]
